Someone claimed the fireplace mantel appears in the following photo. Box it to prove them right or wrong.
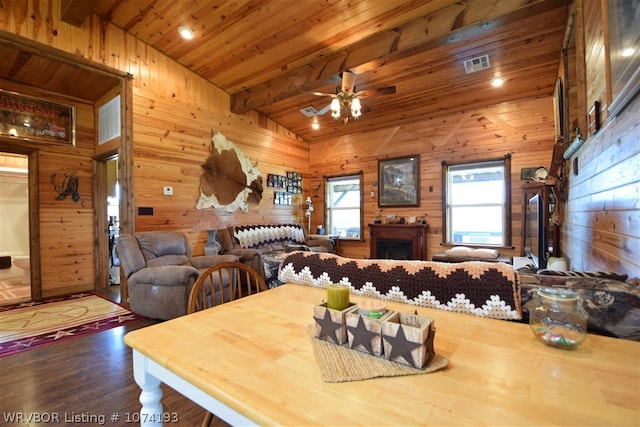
[369,223,428,260]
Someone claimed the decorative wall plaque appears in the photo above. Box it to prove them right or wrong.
[0,89,75,146]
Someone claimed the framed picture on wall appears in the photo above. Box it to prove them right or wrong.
[553,78,564,141]
[0,89,76,146]
[607,0,640,117]
[378,155,420,207]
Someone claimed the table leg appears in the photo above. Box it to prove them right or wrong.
[132,351,164,427]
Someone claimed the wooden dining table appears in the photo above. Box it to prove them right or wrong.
[124,284,640,426]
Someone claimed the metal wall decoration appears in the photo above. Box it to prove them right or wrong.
[0,89,76,146]
[51,171,80,202]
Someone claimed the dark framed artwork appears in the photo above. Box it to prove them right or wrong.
[378,155,420,207]
[588,101,601,136]
[0,89,75,146]
[607,0,640,117]
[552,78,564,141]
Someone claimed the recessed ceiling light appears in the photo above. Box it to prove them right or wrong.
[622,47,635,57]
[178,26,195,40]
[490,76,505,87]
[311,117,320,130]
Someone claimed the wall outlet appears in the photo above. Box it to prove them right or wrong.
[163,186,173,196]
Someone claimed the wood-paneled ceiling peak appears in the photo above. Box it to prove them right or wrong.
[66,0,570,142]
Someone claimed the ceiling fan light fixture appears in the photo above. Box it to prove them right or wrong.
[350,97,362,119]
[330,98,341,120]
[178,26,195,40]
[310,71,395,124]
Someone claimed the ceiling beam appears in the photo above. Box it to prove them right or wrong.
[61,0,99,27]
[230,0,569,114]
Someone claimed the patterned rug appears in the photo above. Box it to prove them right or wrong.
[0,278,31,304]
[0,292,145,358]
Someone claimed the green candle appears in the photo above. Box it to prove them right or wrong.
[327,283,350,310]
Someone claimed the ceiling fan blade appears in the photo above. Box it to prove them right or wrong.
[341,71,357,93]
[357,85,397,97]
[317,104,332,115]
[306,90,335,97]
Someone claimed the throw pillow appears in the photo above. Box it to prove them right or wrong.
[444,246,499,259]
[444,246,472,255]
[469,248,499,259]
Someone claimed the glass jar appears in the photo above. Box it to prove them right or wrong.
[525,288,588,350]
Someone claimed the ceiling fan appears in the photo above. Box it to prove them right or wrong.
[301,71,396,124]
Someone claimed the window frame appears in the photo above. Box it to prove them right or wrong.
[441,155,512,247]
[324,172,364,241]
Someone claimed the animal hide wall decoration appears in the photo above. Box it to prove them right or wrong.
[196,130,263,213]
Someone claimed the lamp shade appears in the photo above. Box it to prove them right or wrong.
[351,97,361,119]
[330,98,341,119]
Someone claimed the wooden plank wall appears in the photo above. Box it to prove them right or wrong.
[130,88,309,254]
[309,97,557,260]
[0,0,309,300]
[562,95,639,276]
[0,79,97,297]
[106,21,310,254]
[560,0,640,277]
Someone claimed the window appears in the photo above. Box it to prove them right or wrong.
[325,173,363,240]
[442,155,511,246]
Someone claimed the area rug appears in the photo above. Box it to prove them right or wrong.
[0,278,31,304]
[0,292,145,358]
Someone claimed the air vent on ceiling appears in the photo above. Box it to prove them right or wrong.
[299,106,320,117]
[463,55,490,74]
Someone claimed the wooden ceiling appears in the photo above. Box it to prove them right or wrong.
[13,0,572,143]
[0,32,124,102]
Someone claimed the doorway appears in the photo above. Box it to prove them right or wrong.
[0,153,31,304]
[106,156,120,285]
[0,33,132,298]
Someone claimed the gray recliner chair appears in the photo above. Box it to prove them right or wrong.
[116,230,238,320]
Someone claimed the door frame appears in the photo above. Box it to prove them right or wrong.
[0,32,132,293]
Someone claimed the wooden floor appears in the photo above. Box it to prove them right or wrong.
[0,285,230,427]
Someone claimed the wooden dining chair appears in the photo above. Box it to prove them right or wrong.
[188,261,267,426]
[188,261,267,314]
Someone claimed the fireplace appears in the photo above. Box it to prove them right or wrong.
[376,238,413,260]
[369,224,428,260]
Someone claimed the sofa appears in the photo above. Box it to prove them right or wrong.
[116,231,238,320]
[278,251,522,320]
[277,251,640,340]
[206,224,334,286]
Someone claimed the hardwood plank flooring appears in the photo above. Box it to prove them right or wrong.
[0,286,230,427]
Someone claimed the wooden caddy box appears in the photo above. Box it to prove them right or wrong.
[314,301,437,370]
[346,309,395,356]
[313,302,356,345]
[381,312,436,369]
